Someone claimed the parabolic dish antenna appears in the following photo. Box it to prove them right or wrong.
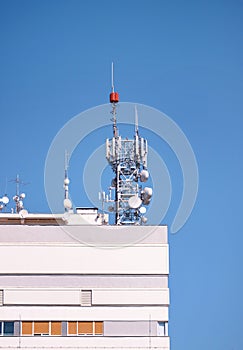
[1,196,9,204]
[128,196,142,209]
[139,206,147,214]
[19,209,28,218]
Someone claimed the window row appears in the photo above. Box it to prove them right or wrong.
[0,321,103,336]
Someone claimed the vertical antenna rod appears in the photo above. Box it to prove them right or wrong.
[135,105,139,136]
[64,150,70,200]
[111,62,115,93]
[110,62,119,138]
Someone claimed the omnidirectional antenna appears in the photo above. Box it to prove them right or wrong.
[135,105,139,136]
[111,62,115,93]
[9,175,29,213]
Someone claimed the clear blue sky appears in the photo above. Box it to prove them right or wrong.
[0,0,243,349]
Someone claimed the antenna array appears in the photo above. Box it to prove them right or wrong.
[103,64,152,225]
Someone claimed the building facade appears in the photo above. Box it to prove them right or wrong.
[0,214,169,349]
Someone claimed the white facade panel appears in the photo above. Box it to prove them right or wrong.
[0,336,170,349]
[4,289,81,305]
[92,288,169,305]
[0,245,169,274]
[0,306,169,321]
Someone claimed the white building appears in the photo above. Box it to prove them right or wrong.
[0,72,170,349]
[0,212,170,349]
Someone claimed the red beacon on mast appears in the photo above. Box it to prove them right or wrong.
[110,91,119,103]
[110,62,119,103]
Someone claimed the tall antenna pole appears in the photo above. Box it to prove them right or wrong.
[105,66,152,225]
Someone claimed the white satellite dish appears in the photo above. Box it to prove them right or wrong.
[144,187,153,198]
[20,193,26,199]
[128,195,142,209]
[140,169,149,182]
[139,206,146,214]
[19,209,28,218]
[63,198,72,209]
[141,216,148,223]
[1,196,9,204]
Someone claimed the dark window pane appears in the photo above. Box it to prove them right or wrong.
[0,322,2,335]
[4,322,14,335]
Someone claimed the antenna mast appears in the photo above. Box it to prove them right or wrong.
[63,151,72,212]
[105,64,152,225]
[10,174,28,213]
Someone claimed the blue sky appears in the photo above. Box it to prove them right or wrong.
[0,0,243,349]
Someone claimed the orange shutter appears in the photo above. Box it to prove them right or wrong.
[95,322,103,335]
[22,322,32,335]
[68,322,77,335]
[34,322,49,335]
[51,322,62,336]
[78,321,93,334]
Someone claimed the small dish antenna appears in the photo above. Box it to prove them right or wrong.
[139,206,147,214]
[1,196,9,205]
[128,195,142,209]
[19,209,28,218]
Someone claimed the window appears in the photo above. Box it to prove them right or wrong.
[157,321,168,336]
[68,321,103,336]
[34,321,49,336]
[157,322,165,336]
[78,322,93,335]
[22,322,32,336]
[68,321,77,335]
[0,322,14,336]
[51,322,62,336]
[22,321,62,336]
[95,322,103,335]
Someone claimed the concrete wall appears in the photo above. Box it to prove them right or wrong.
[0,245,169,274]
[0,306,169,321]
[0,275,168,288]
[0,335,170,349]
[2,288,169,306]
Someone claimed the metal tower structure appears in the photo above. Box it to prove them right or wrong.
[105,64,152,225]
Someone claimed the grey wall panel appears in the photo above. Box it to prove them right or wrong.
[104,321,157,336]
[0,275,168,288]
[14,321,20,336]
[62,321,67,336]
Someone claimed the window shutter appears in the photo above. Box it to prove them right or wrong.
[81,290,92,306]
[95,321,103,335]
[68,322,77,335]
[51,322,62,336]
[34,322,49,335]
[78,321,93,335]
[22,322,32,336]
